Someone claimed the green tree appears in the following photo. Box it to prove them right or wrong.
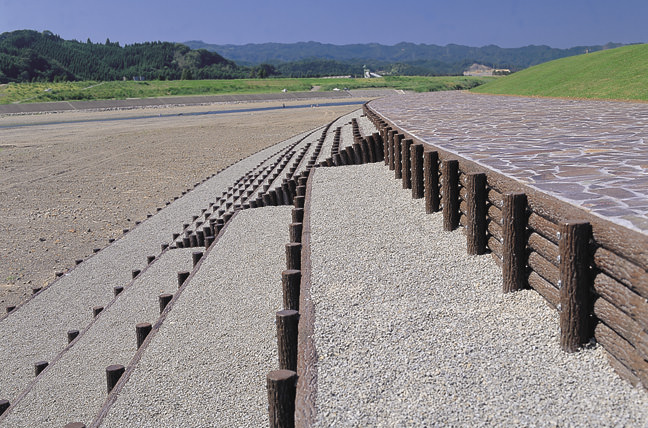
[180,68,193,80]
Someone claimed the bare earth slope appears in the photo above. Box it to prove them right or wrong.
[0,100,364,311]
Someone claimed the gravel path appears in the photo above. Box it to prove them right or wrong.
[309,163,648,427]
[98,206,291,427]
[0,248,196,428]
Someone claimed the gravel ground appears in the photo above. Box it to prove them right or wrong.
[0,248,196,428]
[356,115,377,139]
[0,100,364,311]
[0,126,305,405]
[309,163,648,427]
[99,206,291,428]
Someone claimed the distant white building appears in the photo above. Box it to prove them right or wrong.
[363,66,382,78]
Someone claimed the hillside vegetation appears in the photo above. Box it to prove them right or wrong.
[472,44,648,101]
[0,30,252,83]
[0,76,490,105]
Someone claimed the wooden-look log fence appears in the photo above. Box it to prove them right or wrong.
[267,122,390,426]
[364,103,648,389]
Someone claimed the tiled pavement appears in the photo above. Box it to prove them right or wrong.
[369,91,648,234]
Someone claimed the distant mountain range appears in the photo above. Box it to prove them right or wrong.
[0,30,628,83]
[184,40,625,71]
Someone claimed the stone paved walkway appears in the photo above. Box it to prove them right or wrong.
[369,91,648,234]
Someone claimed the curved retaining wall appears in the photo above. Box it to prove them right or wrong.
[363,102,648,390]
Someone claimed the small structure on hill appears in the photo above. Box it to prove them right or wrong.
[363,66,382,78]
[464,63,510,76]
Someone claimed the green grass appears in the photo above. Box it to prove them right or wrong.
[0,76,492,105]
[472,44,648,101]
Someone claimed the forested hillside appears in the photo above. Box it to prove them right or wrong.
[0,30,250,83]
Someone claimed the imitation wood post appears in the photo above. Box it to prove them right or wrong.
[177,271,190,287]
[282,269,301,311]
[34,360,48,376]
[292,208,304,223]
[442,159,459,231]
[388,130,397,170]
[286,243,302,270]
[502,193,528,293]
[365,135,376,162]
[135,322,152,349]
[267,369,297,428]
[106,364,125,393]
[402,139,413,189]
[394,134,403,179]
[294,196,305,209]
[352,142,363,164]
[361,138,371,163]
[158,293,173,314]
[192,251,203,267]
[466,172,487,255]
[411,144,424,199]
[559,220,594,352]
[276,309,299,371]
[424,150,440,213]
[383,128,392,166]
[373,132,384,162]
[289,223,303,243]
[67,329,80,343]
[263,193,275,207]
[339,150,350,165]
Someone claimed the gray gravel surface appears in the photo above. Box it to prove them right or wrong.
[356,114,377,138]
[0,128,307,405]
[0,248,196,427]
[99,206,291,428]
[310,163,648,427]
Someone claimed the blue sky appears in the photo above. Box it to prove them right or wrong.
[1,0,645,48]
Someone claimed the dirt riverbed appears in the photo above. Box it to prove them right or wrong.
[0,99,365,312]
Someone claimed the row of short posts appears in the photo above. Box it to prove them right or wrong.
[328,132,384,168]
[10,153,303,422]
[330,127,341,159]
[105,260,194,393]
[266,175,308,428]
[17,259,191,426]
[384,125,595,353]
[174,154,281,248]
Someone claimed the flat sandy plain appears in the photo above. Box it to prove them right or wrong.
[0,99,366,311]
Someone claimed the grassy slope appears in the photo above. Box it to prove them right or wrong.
[472,44,648,101]
[0,76,491,105]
